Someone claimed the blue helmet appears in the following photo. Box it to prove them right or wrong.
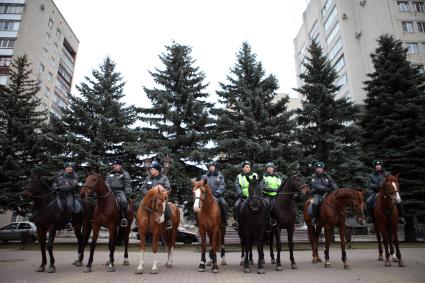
[314,161,325,169]
[151,161,162,171]
[63,162,75,169]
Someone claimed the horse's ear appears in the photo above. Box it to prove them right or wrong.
[191,178,196,186]
[394,173,400,178]
[202,178,207,186]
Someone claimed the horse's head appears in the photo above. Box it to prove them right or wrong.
[247,175,263,211]
[381,174,401,203]
[143,185,168,224]
[286,174,310,195]
[81,173,103,198]
[192,178,212,213]
[22,171,50,198]
[351,190,366,225]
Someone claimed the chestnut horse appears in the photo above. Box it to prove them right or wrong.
[22,172,93,273]
[135,185,180,274]
[80,173,134,272]
[373,174,405,267]
[269,175,310,270]
[303,188,365,269]
[192,179,226,273]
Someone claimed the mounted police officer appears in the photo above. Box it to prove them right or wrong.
[105,160,131,228]
[233,161,258,230]
[52,162,79,231]
[260,162,284,231]
[310,161,338,225]
[141,161,173,230]
[201,161,228,226]
[366,159,404,224]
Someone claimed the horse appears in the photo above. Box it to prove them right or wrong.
[373,174,405,267]
[135,185,180,274]
[303,188,365,269]
[269,174,310,270]
[192,179,226,273]
[239,175,268,274]
[22,171,93,272]
[80,173,134,272]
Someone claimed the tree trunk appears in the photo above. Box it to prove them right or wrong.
[403,216,417,242]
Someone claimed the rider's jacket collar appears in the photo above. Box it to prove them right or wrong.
[207,171,218,177]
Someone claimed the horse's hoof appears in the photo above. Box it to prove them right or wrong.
[249,260,254,265]
[198,267,205,272]
[244,267,251,273]
[259,259,265,265]
[257,268,265,274]
[104,260,110,266]
[385,260,391,267]
[212,266,219,273]
[324,262,331,268]
[392,257,398,263]
[276,265,283,271]
[135,269,143,274]
[123,259,130,266]
[36,266,45,272]
[271,259,277,264]
[74,260,83,267]
[150,268,158,274]
[83,266,92,273]
[221,258,227,265]
[378,255,384,261]
[107,265,115,272]
[47,266,56,273]
[398,260,406,267]
[206,260,212,266]
[291,263,298,270]
[343,262,351,270]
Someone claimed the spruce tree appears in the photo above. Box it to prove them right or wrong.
[47,57,141,189]
[294,41,365,188]
[140,42,213,203]
[0,55,46,212]
[361,34,425,240]
[212,42,298,207]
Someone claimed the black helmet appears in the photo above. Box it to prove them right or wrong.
[112,159,123,165]
[314,161,325,169]
[265,162,274,169]
[63,162,75,169]
[372,159,383,167]
[151,161,162,171]
[241,160,251,168]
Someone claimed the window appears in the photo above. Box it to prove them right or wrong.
[309,21,320,42]
[18,223,31,229]
[58,65,72,83]
[336,73,348,88]
[48,18,53,30]
[322,0,333,17]
[398,1,410,11]
[328,38,343,61]
[298,43,306,58]
[39,63,45,73]
[44,87,50,97]
[56,28,61,38]
[0,21,20,31]
[0,56,11,66]
[406,42,419,53]
[413,2,425,12]
[54,93,67,108]
[418,22,425,32]
[420,42,425,53]
[323,6,338,32]
[47,72,52,82]
[0,223,18,230]
[333,55,345,72]
[56,79,70,95]
[0,5,24,14]
[326,22,340,46]
[413,64,425,74]
[46,33,51,43]
[50,57,55,66]
[0,38,15,48]
[402,21,414,32]
[42,48,48,57]
[54,42,59,52]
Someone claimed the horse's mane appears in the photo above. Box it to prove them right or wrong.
[143,185,167,204]
[332,188,361,198]
[192,179,213,196]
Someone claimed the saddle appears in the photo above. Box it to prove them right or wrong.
[56,196,82,214]
[307,194,327,217]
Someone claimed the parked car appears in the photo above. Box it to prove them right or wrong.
[0,222,38,243]
[132,226,198,244]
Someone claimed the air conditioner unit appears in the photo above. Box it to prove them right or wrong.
[342,13,348,19]
[355,30,362,38]
[360,0,367,6]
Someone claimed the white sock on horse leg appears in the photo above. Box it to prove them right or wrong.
[152,253,158,270]
[137,250,144,270]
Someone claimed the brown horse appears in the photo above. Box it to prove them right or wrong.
[135,185,180,274]
[303,188,365,269]
[373,174,405,267]
[192,179,226,273]
[80,173,134,272]
[22,172,93,272]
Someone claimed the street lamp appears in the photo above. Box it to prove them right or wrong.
[163,155,172,176]
[143,158,152,173]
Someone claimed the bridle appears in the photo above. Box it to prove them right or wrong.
[82,173,112,198]
[193,186,208,209]
[278,175,309,195]
[324,190,364,219]
[142,187,166,216]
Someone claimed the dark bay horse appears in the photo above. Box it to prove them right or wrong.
[239,175,268,274]
[80,173,134,272]
[303,188,365,269]
[135,185,180,274]
[373,174,405,267]
[269,175,310,270]
[192,179,226,273]
[22,172,92,273]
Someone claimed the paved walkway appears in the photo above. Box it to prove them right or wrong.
[0,247,424,282]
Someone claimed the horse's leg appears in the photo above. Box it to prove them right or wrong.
[36,228,47,272]
[73,223,83,266]
[135,227,146,274]
[240,235,245,266]
[381,224,391,267]
[198,226,207,272]
[206,230,213,266]
[80,221,91,265]
[45,228,57,273]
[123,226,130,266]
[106,224,116,272]
[323,225,331,268]
[220,224,227,265]
[249,244,254,265]
[257,231,265,274]
[211,228,219,273]
[339,224,351,269]
[275,227,283,270]
[243,237,251,273]
[165,226,177,268]
[374,221,384,261]
[307,222,316,263]
[151,232,160,274]
[84,224,99,272]
[288,225,298,269]
[393,221,405,267]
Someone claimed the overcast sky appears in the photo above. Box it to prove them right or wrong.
[54,0,308,107]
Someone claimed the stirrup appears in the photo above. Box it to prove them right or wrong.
[270,218,277,227]
[120,218,128,228]
[65,222,73,231]
[165,220,172,230]
[232,222,238,231]
[312,218,318,225]
[398,217,405,225]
